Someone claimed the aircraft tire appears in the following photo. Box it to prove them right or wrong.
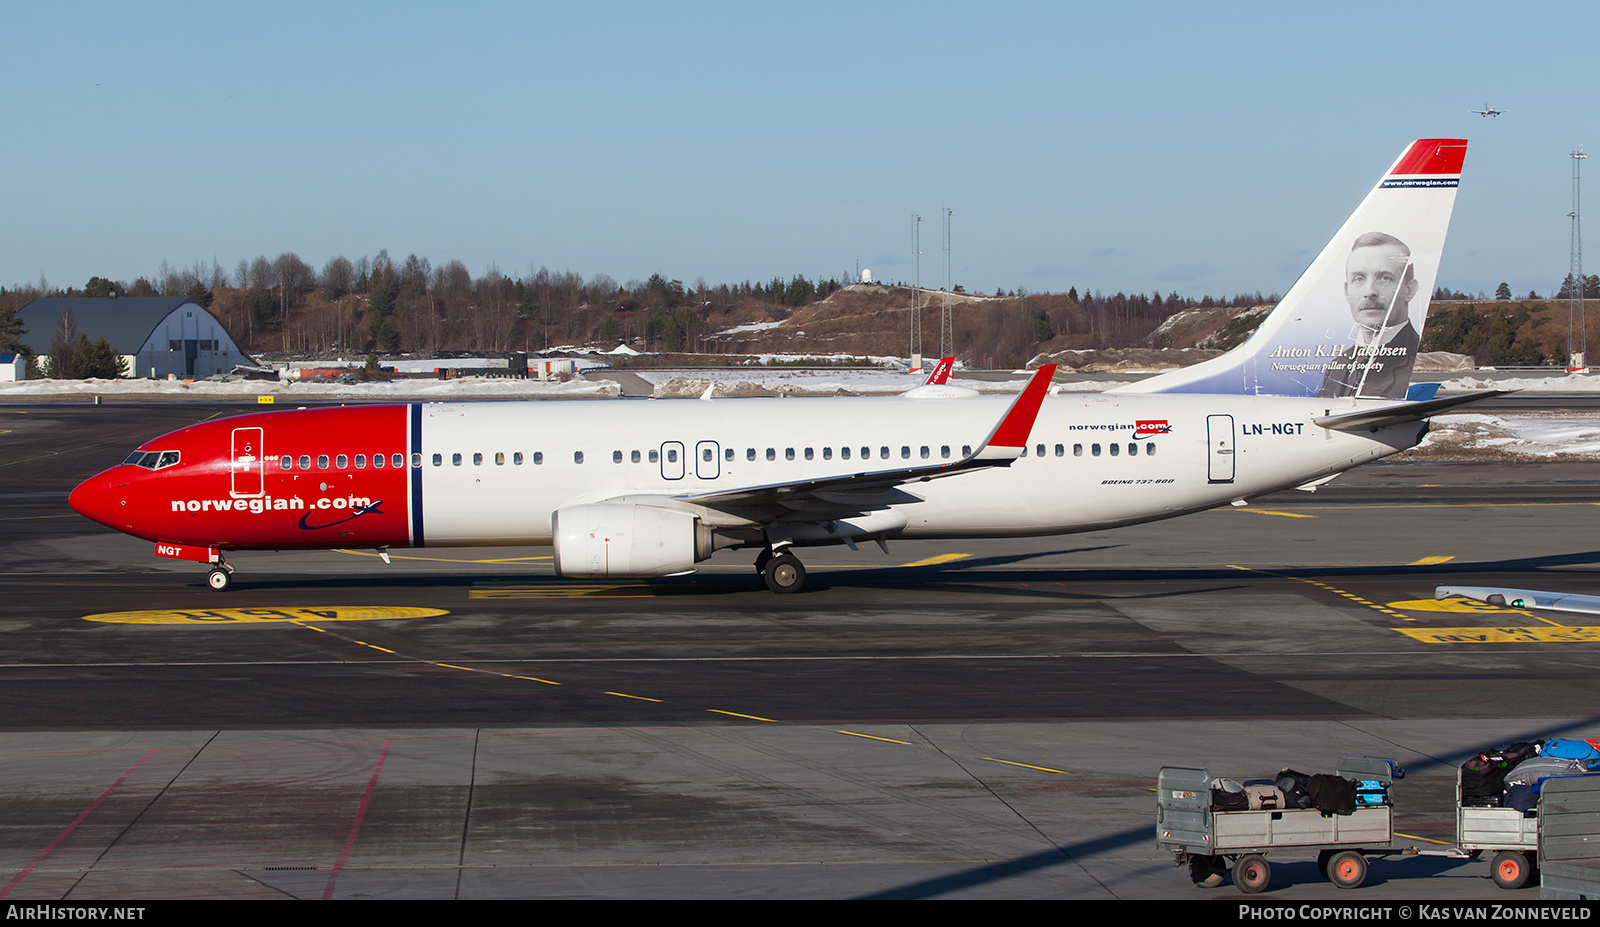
[207,568,233,592]
[763,553,805,594]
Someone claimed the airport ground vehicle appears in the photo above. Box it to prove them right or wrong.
[1157,758,1420,893]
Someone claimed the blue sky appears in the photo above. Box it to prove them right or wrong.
[4,1,1596,300]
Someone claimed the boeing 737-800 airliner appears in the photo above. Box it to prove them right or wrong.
[69,139,1495,593]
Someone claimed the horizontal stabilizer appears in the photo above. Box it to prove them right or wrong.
[1438,585,1600,618]
[1314,389,1512,432]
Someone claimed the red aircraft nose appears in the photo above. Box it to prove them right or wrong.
[69,472,116,528]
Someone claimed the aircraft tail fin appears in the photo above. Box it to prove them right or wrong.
[1113,139,1467,400]
[925,357,955,385]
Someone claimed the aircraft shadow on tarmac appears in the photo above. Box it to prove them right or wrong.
[168,544,1600,598]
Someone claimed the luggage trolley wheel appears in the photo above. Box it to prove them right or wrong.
[1325,850,1369,889]
[1233,854,1271,894]
[1491,850,1534,890]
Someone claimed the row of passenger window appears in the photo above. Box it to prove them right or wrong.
[271,441,1161,472]
[279,453,412,471]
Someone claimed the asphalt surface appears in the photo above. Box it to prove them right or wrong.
[4,399,1600,900]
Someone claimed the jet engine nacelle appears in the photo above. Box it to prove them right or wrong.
[551,503,713,577]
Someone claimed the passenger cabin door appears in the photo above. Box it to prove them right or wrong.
[1207,414,1235,484]
[695,440,720,480]
[660,441,685,480]
[231,426,265,497]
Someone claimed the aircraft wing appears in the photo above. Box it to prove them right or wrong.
[674,364,1056,513]
[1313,389,1514,432]
[1438,585,1600,618]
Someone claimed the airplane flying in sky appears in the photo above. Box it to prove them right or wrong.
[1472,106,1503,117]
[70,139,1496,594]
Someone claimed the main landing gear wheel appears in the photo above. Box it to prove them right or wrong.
[206,567,233,591]
[762,552,806,594]
[1233,854,1271,894]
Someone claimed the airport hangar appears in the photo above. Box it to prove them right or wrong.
[17,296,252,379]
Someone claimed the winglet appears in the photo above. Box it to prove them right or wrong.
[975,365,1056,460]
[925,357,955,385]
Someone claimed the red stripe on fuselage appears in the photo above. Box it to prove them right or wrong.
[101,405,412,550]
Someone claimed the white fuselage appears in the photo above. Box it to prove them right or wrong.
[412,392,1421,547]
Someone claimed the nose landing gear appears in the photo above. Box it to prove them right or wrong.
[206,562,234,591]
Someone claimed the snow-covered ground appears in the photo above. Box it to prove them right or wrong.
[1411,412,1600,459]
[0,376,620,401]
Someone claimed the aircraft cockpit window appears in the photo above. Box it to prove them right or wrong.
[124,450,179,470]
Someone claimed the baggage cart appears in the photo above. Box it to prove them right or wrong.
[1158,756,1417,893]
[1457,764,1540,889]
